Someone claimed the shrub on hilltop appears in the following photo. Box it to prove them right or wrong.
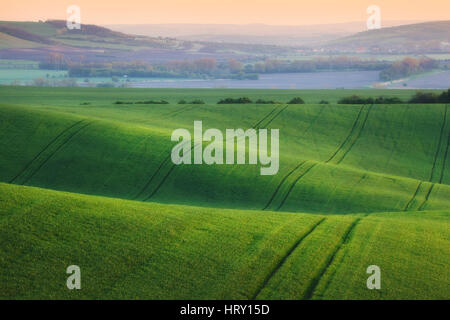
[287,97,305,104]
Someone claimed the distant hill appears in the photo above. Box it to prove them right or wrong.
[107,20,423,47]
[0,20,186,50]
[325,21,450,53]
[0,20,294,63]
[1,20,448,63]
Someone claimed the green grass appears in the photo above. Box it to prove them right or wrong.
[0,86,441,105]
[0,183,448,299]
[0,86,449,299]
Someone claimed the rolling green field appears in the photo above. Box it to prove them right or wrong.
[0,86,449,299]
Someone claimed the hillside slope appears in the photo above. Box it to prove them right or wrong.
[0,87,449,300]
[326,21,450,53]
[0,20,293,63]
[1,182,448,299]
[1,87,449,214]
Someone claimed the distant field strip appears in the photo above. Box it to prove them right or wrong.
[326,105,372,164]
[251,218,326,300]
[9,119,92,185]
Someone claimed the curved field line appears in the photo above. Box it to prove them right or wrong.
[302,215,365,300]
[335,104,373,165]
[136,106,279,200]
[403,182,423,211]
[137,106,279,201]
[161,104,195,118]
[20,121,93,185]
[141,106,284,201]
[143,165,177,201]
[257,105,289,129]
[325,105,365,163]
[418,183,435,211]
[133,104,204,199]
[276,163,317,211]
[263,161,306,210]
[251,218,326,300]
[252,105,281,129]
[262,105,327,211]
[429,105,448,182]
[302,104,327,136]
[9,120,86,184]
[132,151,173,200]
[137,140,198,201]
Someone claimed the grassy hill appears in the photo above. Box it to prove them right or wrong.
[1,182,448,299]
[0,20,184,50]
[0,86,449,299]
[0,20,293,63]
[327,21,450,52]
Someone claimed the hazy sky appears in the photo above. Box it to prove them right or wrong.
[1,0,449,25]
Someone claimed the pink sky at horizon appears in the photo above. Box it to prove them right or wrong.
[1,0,449,26]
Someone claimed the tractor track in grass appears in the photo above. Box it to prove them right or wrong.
[430,105,448,182]
[136,105,283,202]
[302,215,365,300]
[132,150,173,200]
[403,181,423,211]
[276,162,317,211]
[162,105,196,118]
[142,165,177,201]
[440,129,450,184]
[9,119,88,185]
[251,218,326,300]
[144,105,289,201]
[262,105,371,212]
[252,105,282,129]
[257,105,289,129]
[335,104,373,165]
[133,103,204,199]
[413,105,448,208]
[439,106,450,184]
[301,104,327,136]
[261,106,328,211]
[325,105,365,164]
[19,121,93,185]
[418,183,435,211]
[262,161,306,210]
